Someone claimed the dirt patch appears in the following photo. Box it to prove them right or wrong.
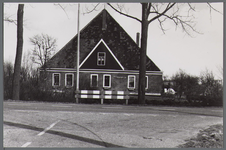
[178,124,223,148]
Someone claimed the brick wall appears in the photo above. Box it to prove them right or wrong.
[39,70,162,101]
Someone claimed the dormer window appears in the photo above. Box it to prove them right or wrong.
[97,52,106,66]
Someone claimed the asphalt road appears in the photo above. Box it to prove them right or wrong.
[3,101,223,148]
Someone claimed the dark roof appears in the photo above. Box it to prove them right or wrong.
[44,9,160,71]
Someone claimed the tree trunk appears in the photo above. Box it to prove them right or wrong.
[138,3,149,105]
[12,4,24,100]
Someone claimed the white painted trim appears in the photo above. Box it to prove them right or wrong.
[145,76,148,90]
[90,74,98,87]
[129,92,161,96]
[103,74,111,88]
[101,39,124,70]
[65,73,74,87]
[52,73,61,86]
[79,39,124,70]
[128,75,136,89]
[42,68,163,75]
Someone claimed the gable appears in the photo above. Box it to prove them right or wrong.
[80,39,124,70]
[44,9,161,72]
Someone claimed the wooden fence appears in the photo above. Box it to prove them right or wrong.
[75,90,161,104]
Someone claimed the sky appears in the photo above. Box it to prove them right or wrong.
[3,3,223,79]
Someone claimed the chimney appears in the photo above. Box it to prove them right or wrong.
[102,10,107,30]
[136,32,140,47]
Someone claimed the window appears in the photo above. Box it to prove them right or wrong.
[91,74,98,87]
[97,52,106,66]
[103,74,111,88]
[52,73,60,86]
[128,75,135,89]
[65,73,74,87]
[145,76,148,89]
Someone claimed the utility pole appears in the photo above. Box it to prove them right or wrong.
[76,3,80,103]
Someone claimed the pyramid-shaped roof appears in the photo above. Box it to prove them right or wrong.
[44,9,160,71]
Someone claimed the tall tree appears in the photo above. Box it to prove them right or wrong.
[12,4,24,100]
[29,34,57,67]
[106,3,219,104]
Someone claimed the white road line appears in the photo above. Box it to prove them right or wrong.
[102,107,122,109]
[21,142,32,147]
[51,105,72,108]
[198,116,206,119]
[8,103,31,106]
[160,109,175,111]
[37,120,60,136]
[211,110,223,112]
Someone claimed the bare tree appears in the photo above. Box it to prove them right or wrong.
[29,34,57,67]
[12,4,24,100]
[106,3,220,104]
[200,69,223,106]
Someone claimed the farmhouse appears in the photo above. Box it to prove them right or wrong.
[39,9,163,103]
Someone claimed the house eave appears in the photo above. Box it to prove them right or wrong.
[39,68,163,75]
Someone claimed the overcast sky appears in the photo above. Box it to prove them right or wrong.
[3,3,223,79]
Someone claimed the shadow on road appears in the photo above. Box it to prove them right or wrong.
[4,121,125,148]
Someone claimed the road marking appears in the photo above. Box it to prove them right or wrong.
[168,115,178,117]
[102,107,122,109]
[124,113,134,116]
[160,109,175,111]
[198,116,206,119]
[211,110,223,112]
[37,120,60,136]
[51,105,72,108]
[8,103,31,106]
[21,142,32,147]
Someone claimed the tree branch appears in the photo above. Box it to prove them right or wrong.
[4,17,17,25]
[107,3,142,23]
[148,3,176,24]
[207,2,223,14]
[83,3,101,15]
[54,3,70,19]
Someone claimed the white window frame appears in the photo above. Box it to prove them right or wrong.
[65,73,74,87]
[128,75,136,90]
[145,76,148,90]
[97,52,106,66]
[52,73,60,86]
[90,74,98,87]
[103,74,111,88]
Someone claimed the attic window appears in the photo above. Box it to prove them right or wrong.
[97,52,106,66]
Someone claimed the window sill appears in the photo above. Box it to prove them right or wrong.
[128,87,135,91]
[103,86,111,90]
[52,85,60,88]
[65,85,73,88]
